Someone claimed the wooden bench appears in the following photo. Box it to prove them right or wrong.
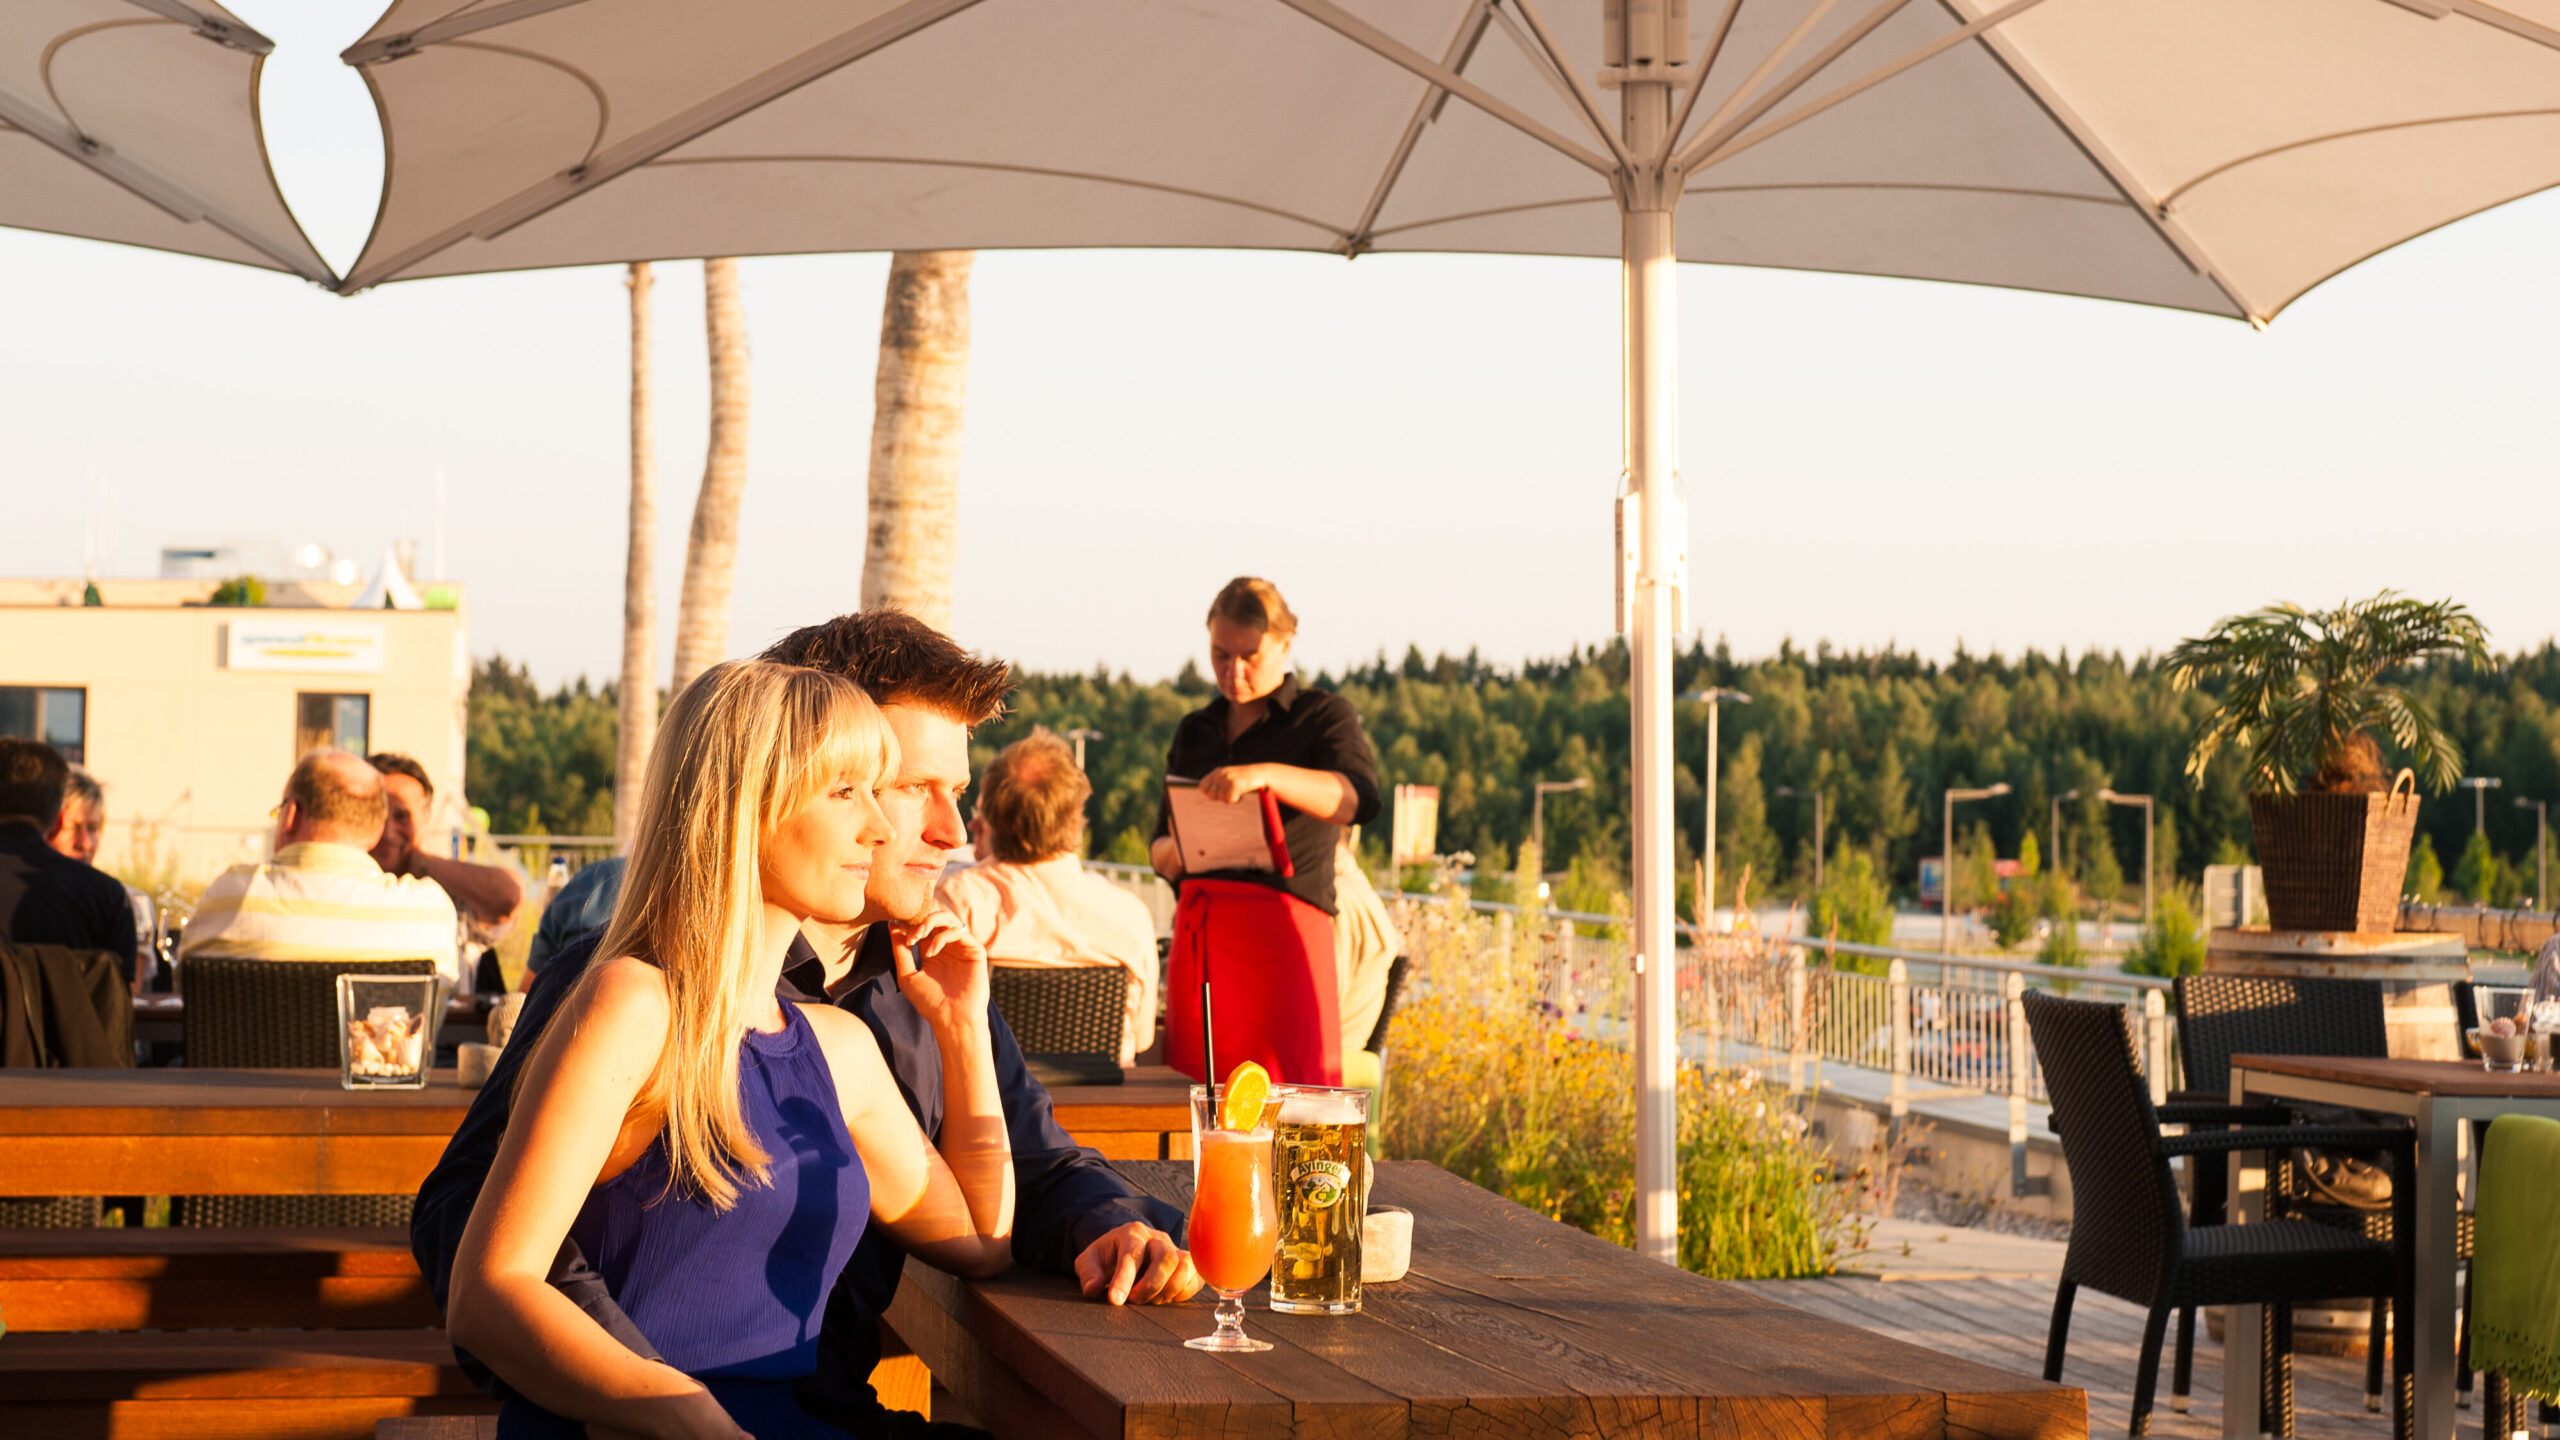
[0,1229,927,1439]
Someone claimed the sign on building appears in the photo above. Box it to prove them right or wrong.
[1391,784,1440,867]
[223,620,386,674]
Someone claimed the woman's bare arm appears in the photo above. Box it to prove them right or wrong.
[808,996,1014,1278]
[1199,762,1358,824]
[446,957,744,1440]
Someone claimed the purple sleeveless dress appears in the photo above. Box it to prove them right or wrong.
[498,1001,874,1438]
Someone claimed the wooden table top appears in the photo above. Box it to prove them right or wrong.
[2233,1053,2560,1099]
[0,1066,1193,1136]
[888,1160,2084,1439]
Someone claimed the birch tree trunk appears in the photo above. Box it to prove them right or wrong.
[669,256,750,699]
[861,250,973,631]
[614,261,656,848]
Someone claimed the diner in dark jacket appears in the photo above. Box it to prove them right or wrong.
[0,738,137,985]
[1151,577,1380,1087]
[415,923,1180,1436]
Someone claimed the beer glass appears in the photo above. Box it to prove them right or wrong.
[1185,1085,1281,1352]
[1269,1084,1369,1315]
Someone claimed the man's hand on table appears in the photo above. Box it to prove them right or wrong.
[1075,1221,1200,1306]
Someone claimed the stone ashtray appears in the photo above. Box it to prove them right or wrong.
[457,1041,502,1090]
[1362,1207,1412,1284]
[2472,1027,2529,1071]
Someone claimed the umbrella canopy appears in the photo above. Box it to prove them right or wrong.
[2,0,331,281]
[340,0,2560,318]
[337,0,2560,1283]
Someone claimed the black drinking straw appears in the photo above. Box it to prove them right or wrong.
[1200,977,1219,1124]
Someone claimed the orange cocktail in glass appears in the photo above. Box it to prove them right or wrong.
[1186,1084,1280,1352]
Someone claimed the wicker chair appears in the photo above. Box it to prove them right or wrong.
[2170,973,2427,1414]
[2027,991,2413,1437]
[988,964,1126,1087]
[177,955,441,1227]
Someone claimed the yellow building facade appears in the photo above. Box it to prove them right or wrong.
[0,578,470,885]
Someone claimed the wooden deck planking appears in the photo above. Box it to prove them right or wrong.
[1736,1274,2497,1440]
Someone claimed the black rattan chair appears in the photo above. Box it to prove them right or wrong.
[2027,991,2413,1437]
[177,955,441,1227]
[2170,973,2422,1414]
[988,964,1127,1087]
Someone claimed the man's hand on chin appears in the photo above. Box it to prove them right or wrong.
[1074,1222,1200,1306]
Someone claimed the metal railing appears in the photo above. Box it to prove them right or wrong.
[1078,862,2189,1196]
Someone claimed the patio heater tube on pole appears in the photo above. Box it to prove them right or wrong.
[1941,784,2013,953]
[2100,789,2154,925]
[1620,2,1683,1270]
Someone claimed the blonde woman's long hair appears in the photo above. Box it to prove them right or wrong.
[585,658,895,1210]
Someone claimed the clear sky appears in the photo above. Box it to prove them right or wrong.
[7,1,2556,689]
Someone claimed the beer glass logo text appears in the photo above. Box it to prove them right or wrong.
[1292,1160,1352,1210]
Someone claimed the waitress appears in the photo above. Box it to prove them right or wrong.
[1152,577,1378,1087]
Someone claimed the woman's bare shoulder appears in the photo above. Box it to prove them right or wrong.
[799,1003,891,1082]
[561,956,673,1036]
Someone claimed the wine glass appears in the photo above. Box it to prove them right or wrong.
[1185,1085,1280,1352]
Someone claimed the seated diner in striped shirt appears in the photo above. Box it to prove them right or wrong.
[177,749,462,986]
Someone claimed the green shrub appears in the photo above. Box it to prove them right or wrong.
[207,575,264,607]
[1380,899,1864,1280]
[2122,886,2206,978]
[1811,840,1894,949]
[2406,833,2445,903]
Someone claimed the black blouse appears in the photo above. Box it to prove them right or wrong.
[1153,674,1380,915]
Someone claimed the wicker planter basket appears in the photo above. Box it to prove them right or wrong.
[2248,773,2420,934]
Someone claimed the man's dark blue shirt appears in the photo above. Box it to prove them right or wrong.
[410,923,1182,1429]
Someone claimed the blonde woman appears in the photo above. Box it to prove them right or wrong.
[448,661,1013,1440]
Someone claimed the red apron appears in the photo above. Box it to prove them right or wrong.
[1163,878,1342,1088]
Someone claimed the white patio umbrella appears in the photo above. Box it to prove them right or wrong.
[335,0,2560,1280]
[2,0,330,281]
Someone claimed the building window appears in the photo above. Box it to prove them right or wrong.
[0,686,87,764]
[296,693,370,758]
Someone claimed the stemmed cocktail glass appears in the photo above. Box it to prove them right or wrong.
[1185,1083,1281,1352]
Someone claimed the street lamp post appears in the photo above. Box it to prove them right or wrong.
[2098,789,2155,925]
[1680,688,1751,931]
[1776,786,1825,890]
[2461,776,2503,834]
[1062,727,1103,770]
[1531,777,1592,877]
[1941,783,2013,953]
[2518,796,2549,909]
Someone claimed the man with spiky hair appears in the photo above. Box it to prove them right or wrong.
[414,611,1195,1439]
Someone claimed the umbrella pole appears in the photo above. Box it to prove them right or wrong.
[1623,80,1681,1268]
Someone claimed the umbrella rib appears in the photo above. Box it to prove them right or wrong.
[2442,0,2560,53]
[1677,0,2048,174]
[1362,177,2122,243]
[1496,0,1638,171]
[117,0,272,55]
[1662,0,1749,166]
[646,154,1355,247]
[0,71,333,282]
[440,39,613,173]
[1678,0,1845,160]
[1938,0,2252,319]
[1271,0,1615,174]
[2159,107,2560,211]
[1673,0,1919,176]
[1346,0,1499,255]
[340,0,990,290]
[341,0,591,67]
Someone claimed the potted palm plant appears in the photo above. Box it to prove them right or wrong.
[2166,591,2490,934]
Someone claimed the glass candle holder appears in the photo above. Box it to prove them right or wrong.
[337,973,439,1090]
